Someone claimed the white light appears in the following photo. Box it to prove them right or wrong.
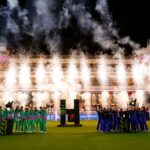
[2,92,15,105]
[80,56,91,87]
[135,90,145,107]
[17,92,29,107]
[68,91,77,108]
[81,92,91,113]
[36,60,46,89]
[51,56,64,90]
[51,91,60,111]
[116,60,126,85]
[98,57,107,85]
[117,91,129,109]
[101,91,109,107]
[5,62,17,90]
[19,62,31,89]
[32,92,49,108]
[132,60,144,86]
[67,58,78,84]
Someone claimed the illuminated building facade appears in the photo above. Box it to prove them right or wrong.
[0,46,150,112]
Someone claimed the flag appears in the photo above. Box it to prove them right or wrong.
[0,120,6,135]
[129,98,137,107]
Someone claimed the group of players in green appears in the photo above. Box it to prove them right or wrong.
[0,105,47,133]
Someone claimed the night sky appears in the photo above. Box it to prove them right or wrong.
[0,0,149,55]
[109,0,149,46]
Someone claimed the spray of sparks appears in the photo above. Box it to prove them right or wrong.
[0,53,150,111]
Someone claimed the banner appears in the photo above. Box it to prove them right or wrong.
[47,113,98,121]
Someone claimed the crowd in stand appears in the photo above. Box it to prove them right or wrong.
[0,105,47,135]
[96,106,149,133]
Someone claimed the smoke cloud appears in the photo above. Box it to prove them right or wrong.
[7,0,18,9]
[0,0,141,54]
[95,0,140,49]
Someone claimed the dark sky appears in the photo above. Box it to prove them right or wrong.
[109,0,149,45]
[0,0,149,55]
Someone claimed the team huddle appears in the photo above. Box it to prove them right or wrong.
[96,106,149,133]
[0,106,47,134]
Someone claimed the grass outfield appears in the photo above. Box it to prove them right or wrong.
[0,121,150,150]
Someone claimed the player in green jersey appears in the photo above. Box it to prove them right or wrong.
[42,107,47,133]
[5,107,14,135]
[33,107,40,132]
[24,107,29,132]
[28,107,34,132]
[14,106,20,132]
[19,106,25,132]
[0,106,3,130]
[39,106,43,132]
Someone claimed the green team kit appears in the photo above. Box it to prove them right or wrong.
[0,107,5,130]
[0,106,47,134]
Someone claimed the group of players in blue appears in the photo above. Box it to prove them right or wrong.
[0,105,47,134]
[96,106,149,133]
